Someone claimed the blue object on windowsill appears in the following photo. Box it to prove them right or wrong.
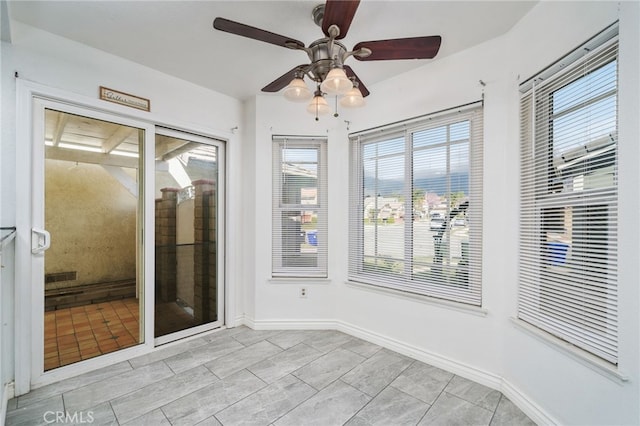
[307,230,318,246]
[547,242,569,265]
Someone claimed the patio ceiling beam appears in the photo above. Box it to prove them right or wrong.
[102,127,136,153]
[45,146,138,168]
[52,113,69,147]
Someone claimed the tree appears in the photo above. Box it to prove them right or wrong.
[425,192,441,209]
[449,191,467,208]
[412,188,425,209]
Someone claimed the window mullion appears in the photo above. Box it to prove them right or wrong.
[404,130,413,279]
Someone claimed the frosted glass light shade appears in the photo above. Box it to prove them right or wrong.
[283,78,312,102]
[340,86,365,108]
[306,95,331,116]
[320,68,353,95]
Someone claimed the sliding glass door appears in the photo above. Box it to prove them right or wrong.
[26,96,225,388]
[154,128,225,342]
[41,108,145,370]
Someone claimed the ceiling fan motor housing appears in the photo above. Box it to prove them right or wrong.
[307,39,348,83]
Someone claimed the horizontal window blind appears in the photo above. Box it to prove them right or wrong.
[272,136,328,277]
[518,32,619,364]
[349,104,483,305]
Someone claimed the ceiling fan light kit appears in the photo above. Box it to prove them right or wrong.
[283,78,313,102]
[340,84,365,108]
[307,90,332,118]
[213,0,441,120]
[319,67,353,95]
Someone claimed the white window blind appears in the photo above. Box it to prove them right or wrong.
[349,104,483,305]
[518,28,619,364]
[272,136,327,277]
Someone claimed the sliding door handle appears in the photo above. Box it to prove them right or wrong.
[31,228,51,254]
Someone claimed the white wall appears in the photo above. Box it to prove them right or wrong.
[245,97,346,326]
[1,1,638,424]
[0,21,244,398]
[248,1,639,425]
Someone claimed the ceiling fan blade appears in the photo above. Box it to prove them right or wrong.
[213,17,305,49]
[354,36,442,61]
[344,66,370,97]
[262,65,308,92]
[322,0,360,40]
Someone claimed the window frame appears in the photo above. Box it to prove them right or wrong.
[349,103,484,306]
[517,29,619,365]
[272,136,328,278]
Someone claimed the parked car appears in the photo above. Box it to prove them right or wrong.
[430,217,445,230]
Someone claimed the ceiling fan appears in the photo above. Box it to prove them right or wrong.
[213,0,441,116]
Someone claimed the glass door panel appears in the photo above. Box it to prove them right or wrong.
[43,109,144,371]
[154,132,223,339]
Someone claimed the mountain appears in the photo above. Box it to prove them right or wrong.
[363,172,469,197]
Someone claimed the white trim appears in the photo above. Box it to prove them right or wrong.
[335,320,501,390]
[1,382,15,424]
[249,319,338,331]
[268,278,331,285]
[242,315,256,330]
[15,80,34,396]
[142,101,156,363]
[500,378,560,426]
[510,317,629,384]
[250,317,500,387]
[232,314,247,328]
[154,321,225,347]
[345,280,488,317]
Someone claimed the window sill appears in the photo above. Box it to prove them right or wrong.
[269,277,331,285]
[344,280,488,317]
[510,317,629,384]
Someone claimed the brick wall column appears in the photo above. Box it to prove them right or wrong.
[192,179,217,323]
[155,187,179,303]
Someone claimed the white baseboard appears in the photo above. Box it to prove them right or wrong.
[247,318,501,389]
[250,318,338,330]
[1,382,15,426]
[244,317,557,425]
[233,313,249,328]
[335,320,503,391]
[500,378,559,426]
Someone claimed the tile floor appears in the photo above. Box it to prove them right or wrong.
[44,298,204,370]
[44,299,140,371]
[7,327,536,426]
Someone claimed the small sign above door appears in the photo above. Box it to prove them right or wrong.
[99,86,150,112]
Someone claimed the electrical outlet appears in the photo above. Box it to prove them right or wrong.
[300,287,307,298]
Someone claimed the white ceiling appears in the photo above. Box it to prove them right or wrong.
[7,0,537,101]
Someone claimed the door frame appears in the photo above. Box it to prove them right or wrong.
[22,94,155,391]
[153,126,226,346]
[14,80,234,394]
